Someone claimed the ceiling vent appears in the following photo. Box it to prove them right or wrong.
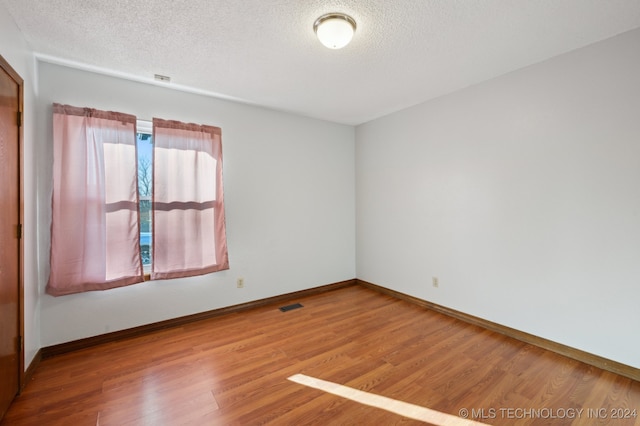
[154,74,171,82]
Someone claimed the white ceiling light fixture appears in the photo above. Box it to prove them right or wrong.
[313,13,356,49]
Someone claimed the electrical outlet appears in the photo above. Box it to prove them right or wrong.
[432,277,439,288]
[237,277,244,288]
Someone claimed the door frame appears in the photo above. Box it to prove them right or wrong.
[0,53,25,392]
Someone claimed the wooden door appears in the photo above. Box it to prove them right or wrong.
[0,54,23,421]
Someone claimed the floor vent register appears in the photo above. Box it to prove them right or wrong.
[279,303,304,312]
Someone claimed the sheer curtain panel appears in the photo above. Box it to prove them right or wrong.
[152,119,229,280]
[47,104,144,296]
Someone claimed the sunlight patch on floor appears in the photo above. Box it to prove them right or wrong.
[288,374,488,426]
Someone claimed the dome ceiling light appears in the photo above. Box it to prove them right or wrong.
[313,13,356,49]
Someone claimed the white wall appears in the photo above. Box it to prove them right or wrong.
[37,62,355,346]
[0,5,40,369]
[356,28,640,368]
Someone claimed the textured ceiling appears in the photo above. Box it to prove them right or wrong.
[2,0,640,125]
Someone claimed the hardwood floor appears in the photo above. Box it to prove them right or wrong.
[3,285,639,425]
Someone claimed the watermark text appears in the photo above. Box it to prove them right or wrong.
[458,407,637,421]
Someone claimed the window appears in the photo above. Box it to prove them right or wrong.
[137,120,153,274]
[47,105,229,296]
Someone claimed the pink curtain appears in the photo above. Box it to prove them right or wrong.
[151,118,229,280]
[47,104,144,296]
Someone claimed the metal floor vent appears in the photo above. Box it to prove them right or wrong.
[279,303,304,312]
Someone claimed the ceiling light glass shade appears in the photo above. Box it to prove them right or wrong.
[314,13,356,49]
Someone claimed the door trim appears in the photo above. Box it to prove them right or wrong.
[0,53,25,392]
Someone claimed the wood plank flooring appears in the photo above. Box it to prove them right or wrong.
[3,285,639,425]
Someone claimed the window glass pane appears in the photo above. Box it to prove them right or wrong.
[137,130,153,271]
